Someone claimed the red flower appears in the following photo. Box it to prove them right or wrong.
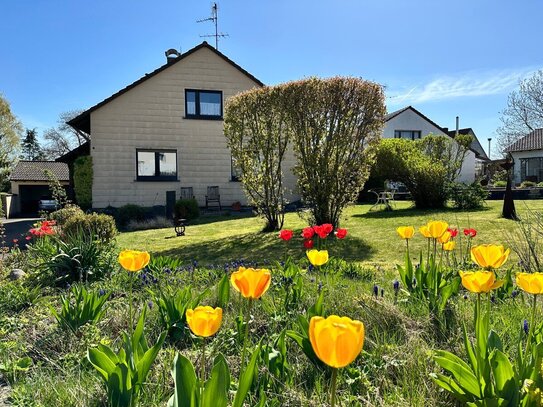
[335,228,348,239]
[313,224,334,239]
[279,229,293,241]
[12,239,18,244]
[447,228,458,238]
[463,228,477,238]
[303,239,314,249]
[301,227,315,239]
[25,235,32,241]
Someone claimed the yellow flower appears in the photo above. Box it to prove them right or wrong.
[437,231,452,244]
[118,250,150,272]
[306,249,329,267]
[427,221,448,239]
[309,315,365,368]
[443,241,455,251]
[459,271,504,293]
[516,272,543,295]
[396,226,415,239]
[230,267,271,299]
[471,244,510,269]
[186,306,223,337]
[419,225,432,238]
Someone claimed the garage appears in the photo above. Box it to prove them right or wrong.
[9,161,71,216]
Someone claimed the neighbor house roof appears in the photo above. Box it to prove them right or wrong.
[10,161,70,182]
[56,141,90,164]
[447,128,490,161]
[505,129,543,153]
[386,105,490,161]
[68,41,264,134]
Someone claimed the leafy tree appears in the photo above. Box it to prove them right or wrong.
[43,110,87,159]
[224,86,291,231]
[419,133,473,183]
[497,70,543,154]
[0,94,23,191]
[20,128,45,160]
[283,77,386,227]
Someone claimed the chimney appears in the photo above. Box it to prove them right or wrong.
[455,116,459,137]
[165,49,180,64]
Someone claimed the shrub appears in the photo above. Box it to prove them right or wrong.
[62,212,117,243]
[491,169,508,183]
[125,216,172,232]
[174,199,200,220]
[448,182,488,209]
[493,180,507,187]
[73,156,92,209]
[521,180,537,188]
[116,204,147,228]
[49,205,84,227]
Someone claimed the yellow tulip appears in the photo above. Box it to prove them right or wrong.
[230,267,271,299]
[427,220,448,239]
[443,241,455,251]
[306,249,329,267]
[516,272,543,295]
[459,271,504,293]
[186,306,223,337]
[396,226,415,240]
[419,225,432,238]
[309,315,365,368]
[437,231,451,244]
[118,250,150,272]
[471,244,510,269]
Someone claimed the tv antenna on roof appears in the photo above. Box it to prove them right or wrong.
[197,2,228,50]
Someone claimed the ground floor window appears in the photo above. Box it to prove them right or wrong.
[136,149,177,181]
[520,157,543,183]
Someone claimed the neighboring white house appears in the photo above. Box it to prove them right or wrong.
[505,128,543,184]
[383,106,489,183]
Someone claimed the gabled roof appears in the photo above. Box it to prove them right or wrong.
[505,129,543,153]
[386,105,489,160]
[10,161,70,182]
[68,41,265,134]
[447,128,490,161]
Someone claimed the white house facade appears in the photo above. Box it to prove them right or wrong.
[505,129,543,184]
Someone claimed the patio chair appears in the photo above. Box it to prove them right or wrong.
[205,186,221,210]
[180,187,194,201]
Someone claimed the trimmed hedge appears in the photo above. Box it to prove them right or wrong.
[49,205,85,226]
[116,204,147,228]
[62,212,117,243]
[73,156,93,210]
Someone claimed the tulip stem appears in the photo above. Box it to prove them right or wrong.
[525,294,537,356]
[330,368,338,407]
[241,299,253,370]
[200,338,206,386]
[128,271,134,334]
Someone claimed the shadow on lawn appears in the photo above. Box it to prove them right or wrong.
[155,232,375,266]
[355,205,493,219]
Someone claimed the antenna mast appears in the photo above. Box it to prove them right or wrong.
[197,2,228,50]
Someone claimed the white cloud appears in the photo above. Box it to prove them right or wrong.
[387,67,538,106]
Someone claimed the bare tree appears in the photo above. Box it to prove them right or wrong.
[43,110,88,159]
[497,70,543,154]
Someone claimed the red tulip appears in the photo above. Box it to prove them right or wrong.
[302,227,315,239]
[279,229,293,241]
[335,228,348,239]
[447,228,458,238]
[303,239,314,249]
[313,224,333,239]
[464,228,477,238]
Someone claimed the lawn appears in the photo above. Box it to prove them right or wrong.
[118,200,541,266]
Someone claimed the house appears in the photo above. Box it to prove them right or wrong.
[505,128,543,184]
[67,42,299,209]
[9,161,70,214]
[383,106,489,183]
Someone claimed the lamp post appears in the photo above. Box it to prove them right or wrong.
[487,138,492,160]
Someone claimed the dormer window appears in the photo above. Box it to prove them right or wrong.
[394,130,421,140]
[185,89,223,119]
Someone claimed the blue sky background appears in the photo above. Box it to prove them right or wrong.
[2,0,542,158]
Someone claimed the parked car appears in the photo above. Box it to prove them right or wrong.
[38,197,58,212]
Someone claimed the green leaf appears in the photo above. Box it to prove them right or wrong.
[430,372,471,402]
[487,330,503,353]
[433,350,481,398]
[107,364,133,407]
[169,353,198,407]
[136,331,167,388]
[216,274,230,308]
[233,344,261,407]
[88,348,116,382]
[490,350,518,404]
[202,354,230,407]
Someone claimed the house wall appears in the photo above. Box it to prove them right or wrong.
[510,150,543,184]
[90,47,299,209]
[383,109,476,183]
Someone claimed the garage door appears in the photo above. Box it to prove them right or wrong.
[18,185,52,214]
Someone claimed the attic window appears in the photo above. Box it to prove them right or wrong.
[185,89,223,119]
[394,130,422,140]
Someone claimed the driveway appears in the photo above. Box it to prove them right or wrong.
[2,217,40,248]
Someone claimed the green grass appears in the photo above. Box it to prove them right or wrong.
[118,200,543,266]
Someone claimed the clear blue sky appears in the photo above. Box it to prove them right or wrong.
[2,0,542,158]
